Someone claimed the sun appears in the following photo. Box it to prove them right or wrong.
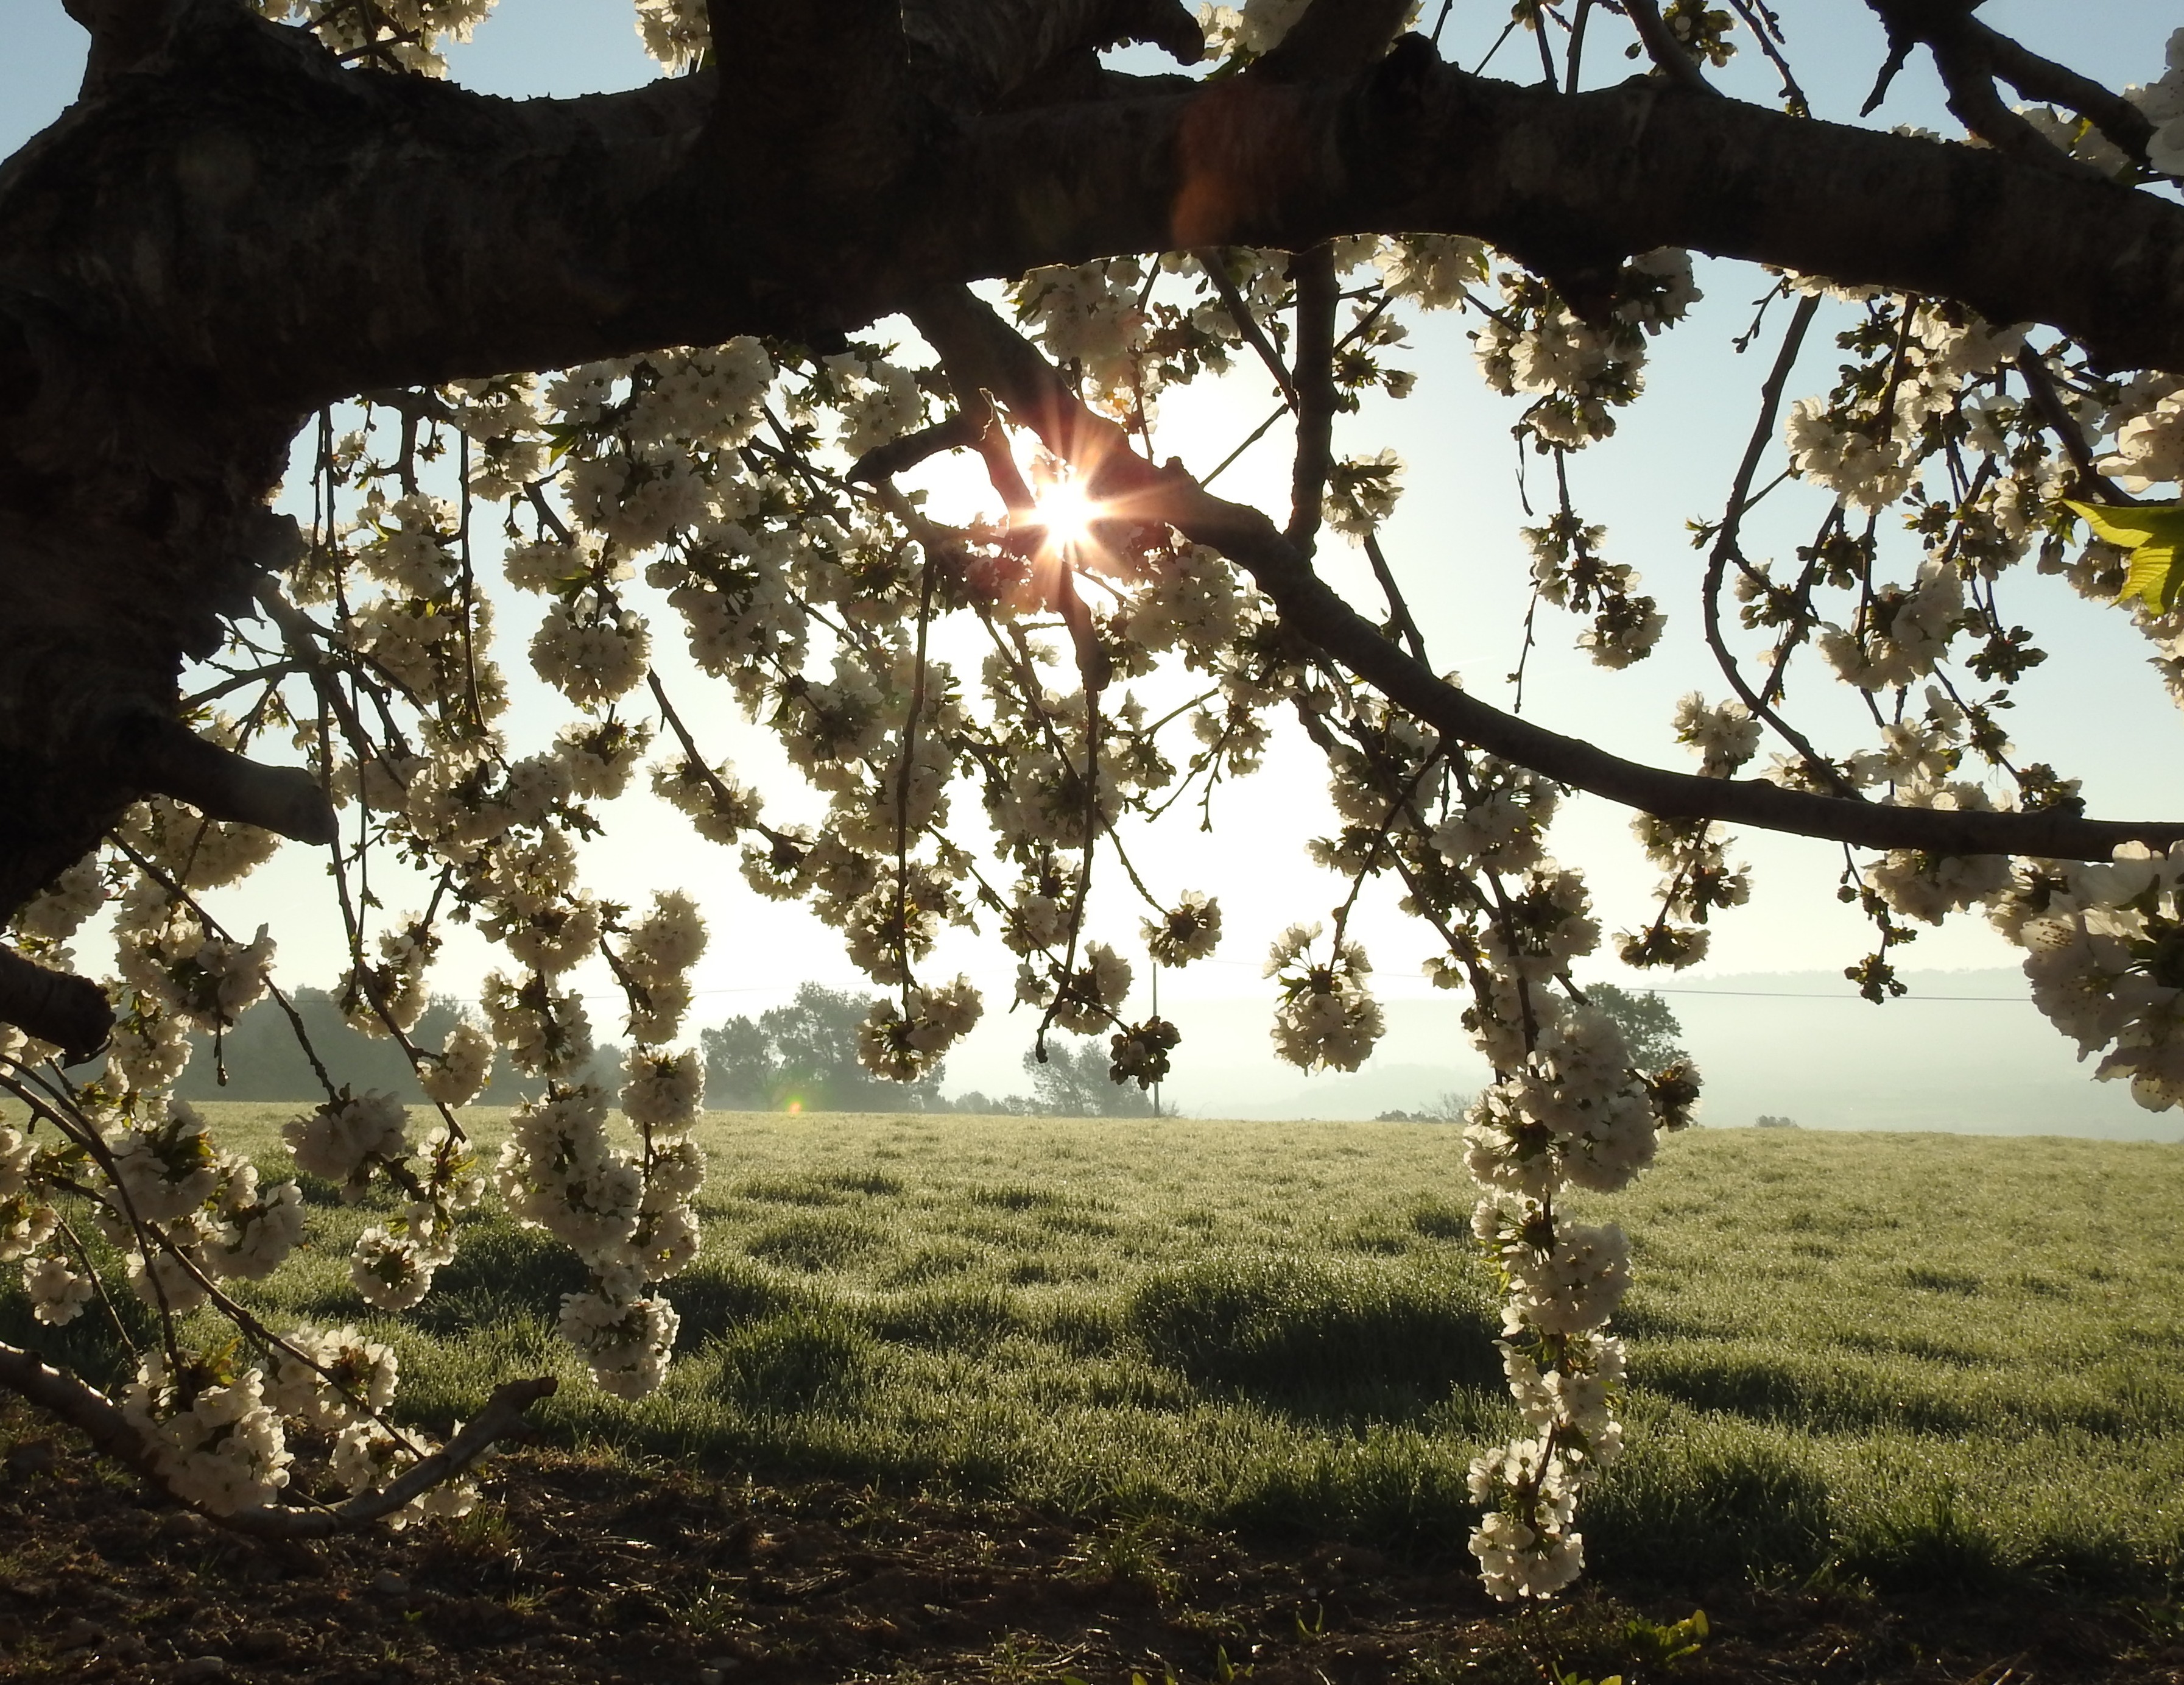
[1032,478,1101,556]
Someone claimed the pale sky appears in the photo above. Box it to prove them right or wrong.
[8,1,2183,1121]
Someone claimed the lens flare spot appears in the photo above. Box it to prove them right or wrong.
[1034,479,1100,555]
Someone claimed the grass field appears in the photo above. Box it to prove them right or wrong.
[7,1106,2182,1596]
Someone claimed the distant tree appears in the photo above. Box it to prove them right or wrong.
[949,1090,1030,1117]
[702,983,946,1111]
[1755,1114,1802,1130]
[175,988,605,1104]
[1024,1036,1157,1117]
[699,1015,775,1109]
[1378,1090,1471,1123]
[1587,984,1688,1074]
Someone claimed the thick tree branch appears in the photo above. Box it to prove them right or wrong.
[1864,0,2157,168]
[1925,33,2091,175]
[60,0,186,94]
[115,714,337,846]
[13,18,2184,413]
[1621,0,1719,97]
[0,945,111,1062]
[912,284,2184,863]
[1286,245,1339,553]
[1254,0,1415,83]
[901,0,1202,108]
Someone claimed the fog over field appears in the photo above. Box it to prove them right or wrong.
[1146,970,2184,1141]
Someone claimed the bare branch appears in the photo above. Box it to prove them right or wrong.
[1699,292,1850,792]
[1926,35,2092,175]
[0,1334,169,1485]
[1863,0,2156,167]
[1969,21,2157,168]
[846,403,995,484]
[236,1377,557,1539]
[2015,344,2130,504]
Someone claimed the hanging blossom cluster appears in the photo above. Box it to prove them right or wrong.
[1270,668,1704,1599]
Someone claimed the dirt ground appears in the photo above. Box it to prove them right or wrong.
[4,1407,2180,1685]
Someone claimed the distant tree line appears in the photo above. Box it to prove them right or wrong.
[703,983,1157,1116]
[176,980,1686,1120]
[169,980,1159,1117]
[174,987,621,1105]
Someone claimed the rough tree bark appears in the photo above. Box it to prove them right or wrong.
[5,0,2183,1052]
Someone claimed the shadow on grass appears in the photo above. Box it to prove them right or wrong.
[709,1309,873,1413]
[406,1218,587,1337]
[1125,1254,1504,1424]
[1587,1415,1834,1584]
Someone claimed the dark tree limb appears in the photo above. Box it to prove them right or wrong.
[115,714,337,846]
[1253,0,1416,83]
[901,0,1202,110]
[1862,0,2157,168]
[59,0,186,94]
[1926,32,2094,175]
[1621,0,1719,97]
[0,946,111,1062]
[912,283,2184,863]
[1285,245,1339,553]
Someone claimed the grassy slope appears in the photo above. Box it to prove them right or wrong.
[8,1107,2181,1593]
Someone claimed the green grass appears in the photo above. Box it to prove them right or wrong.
[7,1107,2182,1594]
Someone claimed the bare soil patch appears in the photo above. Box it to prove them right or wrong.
[4,1405,2178,1685]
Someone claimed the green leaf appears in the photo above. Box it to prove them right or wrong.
[2064,501,2184,612]
[2122,543,2183,611]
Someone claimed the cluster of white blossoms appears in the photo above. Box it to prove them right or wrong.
[1013,260,1156,418]
[288,1094,482,1311]
[253,0,494,76]
[858,975,984,1082]
[1462,984,1697,1597]
[1989,843,2184,1110]
[1266,923,1385,1073]
[4,1123,80,1321]
[1323,451,1407,539]
[1783,293,2030,514]
[91,1100,307,1316]
[1524,511,1665,671]
[1143,891,1223,967]
[1672,693,1762,779]
[1475,250,1700,448]
[124,1351,292,1515]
